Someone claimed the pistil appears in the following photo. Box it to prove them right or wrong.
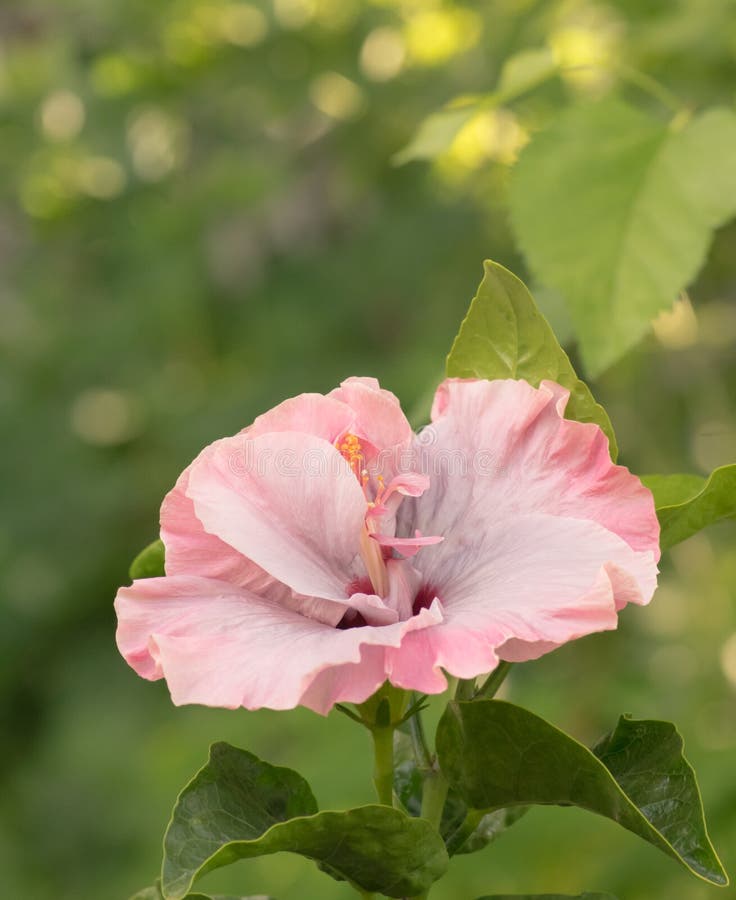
[336,432,390,596]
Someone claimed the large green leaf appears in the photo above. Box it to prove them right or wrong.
[129,538,165,579]
[509,100,736,375]
[394,47,556,165]
[643,465,736,548]
[162,743,448,899]
[447,260,617,459]
[436,700,727,887]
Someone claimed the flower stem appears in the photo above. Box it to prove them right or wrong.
[407,697,433,770]
[612,62,684,114]
[371,725,395,806]
[454,677,476,700]
[408,764,450,900]
[445,808,484,855]
[420,765,449,830]
[474,661,513,700]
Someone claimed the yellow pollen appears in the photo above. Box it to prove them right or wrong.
[336,432,364,477]
[335,432,389,513]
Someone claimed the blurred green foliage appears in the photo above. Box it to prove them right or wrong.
[1,1,735,898]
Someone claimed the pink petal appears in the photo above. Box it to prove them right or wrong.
[333,376,386,394]
[186,431,368,601]
[114,575,442,714]
[299,645,393,714]
[398,513,656,681]
[330,376,402,407]
[394,378,659,676]
[245,392,354,443]
[328,377,413,456]
[423,378,660,558]
[387,619,501,693]
[341,591,400,626]
[385,557,422,621]
[160,449,289,601]
[370,532,444,558]
[383,472,431,498]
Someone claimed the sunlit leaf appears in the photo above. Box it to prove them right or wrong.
[510,100,736,375]
[497,47,557,95]
[162,743,448,899]
[393,100,482,166]
[394,47,555,164]
[643,465,736,548]
[447,260,617,458]
[437,700,728,886]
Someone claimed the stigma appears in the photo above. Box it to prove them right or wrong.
[336,433,388,508]
[336,432,389,596]
[337,433,364,478]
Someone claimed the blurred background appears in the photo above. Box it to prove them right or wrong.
[1,0,735,897]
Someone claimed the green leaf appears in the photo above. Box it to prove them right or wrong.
[162,742,448,899]
[446,260,617,459]
[436,700,728,887]
[476,894,617,899]
[452,807,528,856]
[129,538,165,579]
[642,465,736,549]
[392,100,481,165]
[509,100,736,375]
[393,47,556,165]
[497,47,557,96]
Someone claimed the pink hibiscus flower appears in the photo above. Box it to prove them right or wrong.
[115,376,659,714]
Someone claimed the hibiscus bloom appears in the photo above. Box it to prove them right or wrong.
[115,377,659,714]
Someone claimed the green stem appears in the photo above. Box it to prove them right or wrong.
[455,677,476,700]
[444,674,458,698]
[474,661,513,700]
[445,808,484,855]
[411,769,449,900]
[407,697,433,770]
[420,766,449,830]
[612,62,683,114]
[371,725,395,807]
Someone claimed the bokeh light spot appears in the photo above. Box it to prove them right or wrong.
[91,54,140,96]
[39,90,85,142]
[76,157,127,199]
[309,72,365,120]
[218,3,269,46]
[404,8,481,67]
[548,6,623,93]
[360,27,405,81]
[447,108,529,169]
[652,294,699,349]
[720,632,736,688]
[274,0,315,30]
[127,107,190,181]
[70,388,141,447]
